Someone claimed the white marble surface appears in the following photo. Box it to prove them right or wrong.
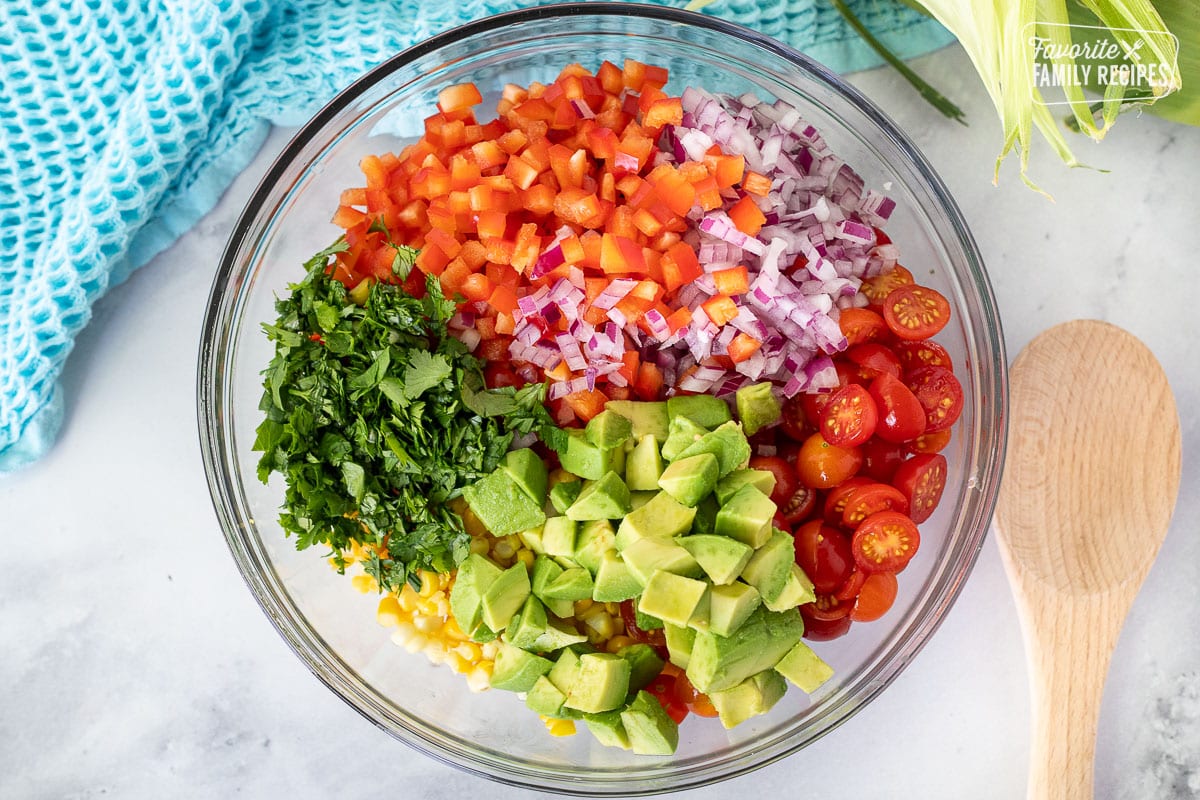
[2,45,1198,799]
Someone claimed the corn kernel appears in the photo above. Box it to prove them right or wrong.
[466,666,491,692]
[446,652,468,673]
[404,633,428,654]
[418,571,438,598]
[413,615,441,634]
[455,642,481,662]
[469,537,490,556]
[376,595,403,628]
[605,635,635,653]
[397,585,420,612]
[493,540,515,560]
[350,574,377,594]
[583,612,615,640]
[443,617,467,641]
[543,717,577,737]
[515,549,535,569]
[575,598,594,614]
[604,602,620,616]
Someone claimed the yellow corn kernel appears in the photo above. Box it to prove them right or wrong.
[515,549,535,569]
[376,594,403,628]
[604,602,620,616]
[547,469,575,489]
[469,537,491,556]
[445,651,468,674]
[492,540,515,560]
[454,642,481,663]
[582,612,615,640]
[397,585,420,613]
[605,635,635,653]
[418,571,438,598]
[443,617,467,641]
[412,615,441,634]
[350,574,377,594]
[466,665,491,692]
[575,598,595,614]
[480,643,500,662]
[542,717,577,737]
[460,506,489,538]
[403,632,428,654]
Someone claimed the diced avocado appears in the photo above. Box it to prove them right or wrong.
[685,605,805,694]
[774,639,835,693]
[543,596,576,619]
[541,516,577,558]
[674,420,752,477]
[558,429,624,480]
[606,400,669,442]
[448,553,503,636]
[763,563,816,612]
[615,491,697,550]
[706,581,762,637]
[480,562,531,633]
[517,526,545,554]
[592,549,642,602]
[549,479,583,515]
[462,468,546,536]
[619,643,665,694]
[505,594,549,650]
[714,484,776,548]
[690,494,720,536]
[502,448,549,505]
[661,415,709,462]
[657,452,720,507]
[715,468,777,505]
[586,409,633,449]
[735,382,781,437]
[548,648,583,693]
[708,669,787,729]
[526,675,569,717]
[490,642,554,692]
[740,528,797,605]
[621,538,702,587]
[531,554,564,599]
[625,435,665,491]
[620,690,680,755]
[677,534,754,585]
[573,519,616,575]
[566,471,632,521]
[563,653,632,713]
[583,709,631,749]
[470,623,498,644]
[541,567,595,602]
[667,394,732,429]
[629,490,657,510]
[533,618,589,652]
[633,601,664,631]
[638,570,710,628]
[663,623,696,670]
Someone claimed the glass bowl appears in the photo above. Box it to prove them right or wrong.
[197,4,1006,794]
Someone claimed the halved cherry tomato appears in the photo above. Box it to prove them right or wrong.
[846,343,903,382]
[868,372,927,443]
[646,673,689,723]
[838,307,889,346]
[779,394,812,442]
[748,455,799,506]
[905,366,964,432]
[908,429,952,454]
[860,264,913,307]
[851,511,920,573]
[850,572,899,622]
[881,284,951,340]
[818,383,878,447]
[833,568,867,602]
[672,672,718,717]
[795,433,862,489]
[892,452,948,523]
[822,476,875,525]
[841,482,910,529]
[792,520,855,594]
[800,595,853,641]
[893,339,953,373]
[619,599,667,653]
[779,485,820,525]
[860,437,906,482]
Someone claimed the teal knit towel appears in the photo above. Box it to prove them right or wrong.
[0,0,953,473]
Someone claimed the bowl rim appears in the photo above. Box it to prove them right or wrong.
[198,2,1007,794]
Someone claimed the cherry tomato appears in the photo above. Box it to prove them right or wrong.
[908,429,952,454]
[779,485,820,526]
[477,336,513,363]
[860,264,912,307]
[793,520,855,594]
[893,339,953,373]
[799,391,831,430]
[800,595,853,641]
[881,285,951,340]
[646,673,689,724]
[833,568,867,602]
[850,572,899,622]
[835,359,864,387]
[892,453,948,523]
[872,227,892,246]
[841,482,910,529]
[779,394,812,442]
[619,600,667,652]
[822,476,875,525]
[860,437,906,482]
[748,455,799,506]
[851,511,920,573]
[846,343,903,382]
[817,383,878,447]
[838,307,889,346]
[795,433,863,489]
[672,673,718,717]
[906,366,964,433]
[869,372,927,443]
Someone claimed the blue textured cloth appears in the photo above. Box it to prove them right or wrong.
[0,0,953,473]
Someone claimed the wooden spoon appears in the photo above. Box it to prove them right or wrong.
[995,319,1181,800]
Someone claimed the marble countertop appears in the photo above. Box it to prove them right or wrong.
[2,45,1197,799]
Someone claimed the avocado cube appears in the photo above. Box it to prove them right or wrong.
[558,429,625,480]
[663,623,696,670]
[533,618,589,652]
[657,452,720,507]
[629,490,657,510]
[583,710,631,749]
[563,653,632,713]
[489,642,554,692]
[586,409,633,449]
[526,675,569,717]
[573,519,616,575]
[735,382,781,437]
[462,468,547,537]
[715,468,777,506]
[541,567,595,602]
[661,415,709,462]
[615,491,696,551]
[740,528,797,605]
[685,605,804,694]
[566,471,632,521]
[469,623,498,644]
[667,394,732,429]
[543,596,576,619]
[541,516,577,558]
[707,581,762,637]
[620,690,680,755]
[548,648,583,694]
[638,570,710,628]
[517,526,545,554]
[480,562,531,633]
[774,639,835,693]
[531,554,564,599]
[674,421,752,477]
[619,643,666,694]
[605,400,670,442]
[633,600,664,631]
[690,495,719,536]
[677,534,754,585]
[448,553,503,636]
[620,538,702,587]
[503,448,549,504]
[708,669,787,729]
[714,484,776,548]
[592,549,642,602]
[763,563,816,612]
[625,435,665,491]
[505,595,549,650]
[549,479,583,515]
